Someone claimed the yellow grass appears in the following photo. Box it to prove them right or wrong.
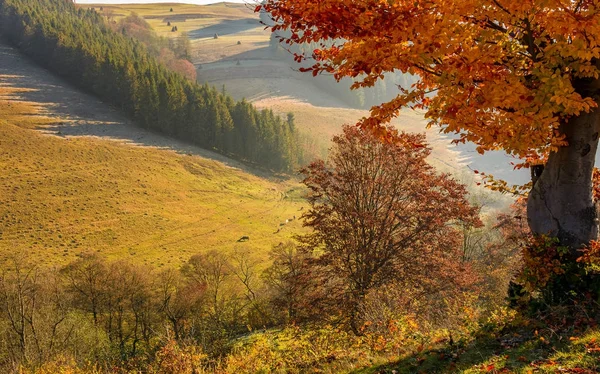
[0,86,306,269]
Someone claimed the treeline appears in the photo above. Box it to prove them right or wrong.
[0,0,304,172]
[0,244,402,371]
[0,250,274,371]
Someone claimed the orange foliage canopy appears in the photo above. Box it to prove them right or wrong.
[259,0,600,165]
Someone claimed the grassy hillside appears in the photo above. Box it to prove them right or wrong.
[360,322,600,374]
[210,309,600,373]
[84,2,518,183]
[87,2,267,63]
[0,60,305,270]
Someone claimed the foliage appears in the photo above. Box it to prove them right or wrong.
[147,340,207,374]
[262,242,312,324]
[299,125,481,333]
[0,0,304,172]
[0,250,266,371]
[259,0,600,162]
[258,0,600,304]
[222,325,397,374]
[519,236,570,294]
[471,202,527,309]
[517,233,600,307]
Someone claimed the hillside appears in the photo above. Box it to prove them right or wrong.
[1,3,600,374]
[0,41,304,268]
[87,1,531,186]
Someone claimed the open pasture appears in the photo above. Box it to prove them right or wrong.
[0,41,305,269]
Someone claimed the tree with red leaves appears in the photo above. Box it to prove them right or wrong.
[300,126,480,333]
[259,0,600,300]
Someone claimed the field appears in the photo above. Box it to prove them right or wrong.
[88,2,268,64]
[0,41,305,269]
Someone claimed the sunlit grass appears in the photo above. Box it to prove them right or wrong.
[0,86,307,269]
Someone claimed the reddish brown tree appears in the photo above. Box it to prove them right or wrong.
[258,2,600,303]
[300,126,480,333]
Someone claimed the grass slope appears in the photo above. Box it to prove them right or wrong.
[85,2,267,64]
[0,78,305,269]
[358,320,600,374]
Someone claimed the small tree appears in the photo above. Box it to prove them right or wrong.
[286,112,295,131]
[259,0,600,302]
[61,254,108,326]
[156,269,204,341]
[300,126,480,333]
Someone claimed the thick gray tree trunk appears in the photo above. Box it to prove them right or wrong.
[527,107,600,252]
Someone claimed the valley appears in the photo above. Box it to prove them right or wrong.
[1,2,599,373]
[0,41,304,268]
[0,1,512,269]
[91,1,531,185]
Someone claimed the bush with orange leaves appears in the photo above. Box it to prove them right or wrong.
[518,235,600,306]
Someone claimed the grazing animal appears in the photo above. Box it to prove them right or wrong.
[237,236,250,242]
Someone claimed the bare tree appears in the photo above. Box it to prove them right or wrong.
[0,257,73,367]
[156,269,204,341]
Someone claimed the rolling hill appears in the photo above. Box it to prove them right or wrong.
[0,41,305,269]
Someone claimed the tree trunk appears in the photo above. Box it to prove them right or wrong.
[527,107,600,252]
